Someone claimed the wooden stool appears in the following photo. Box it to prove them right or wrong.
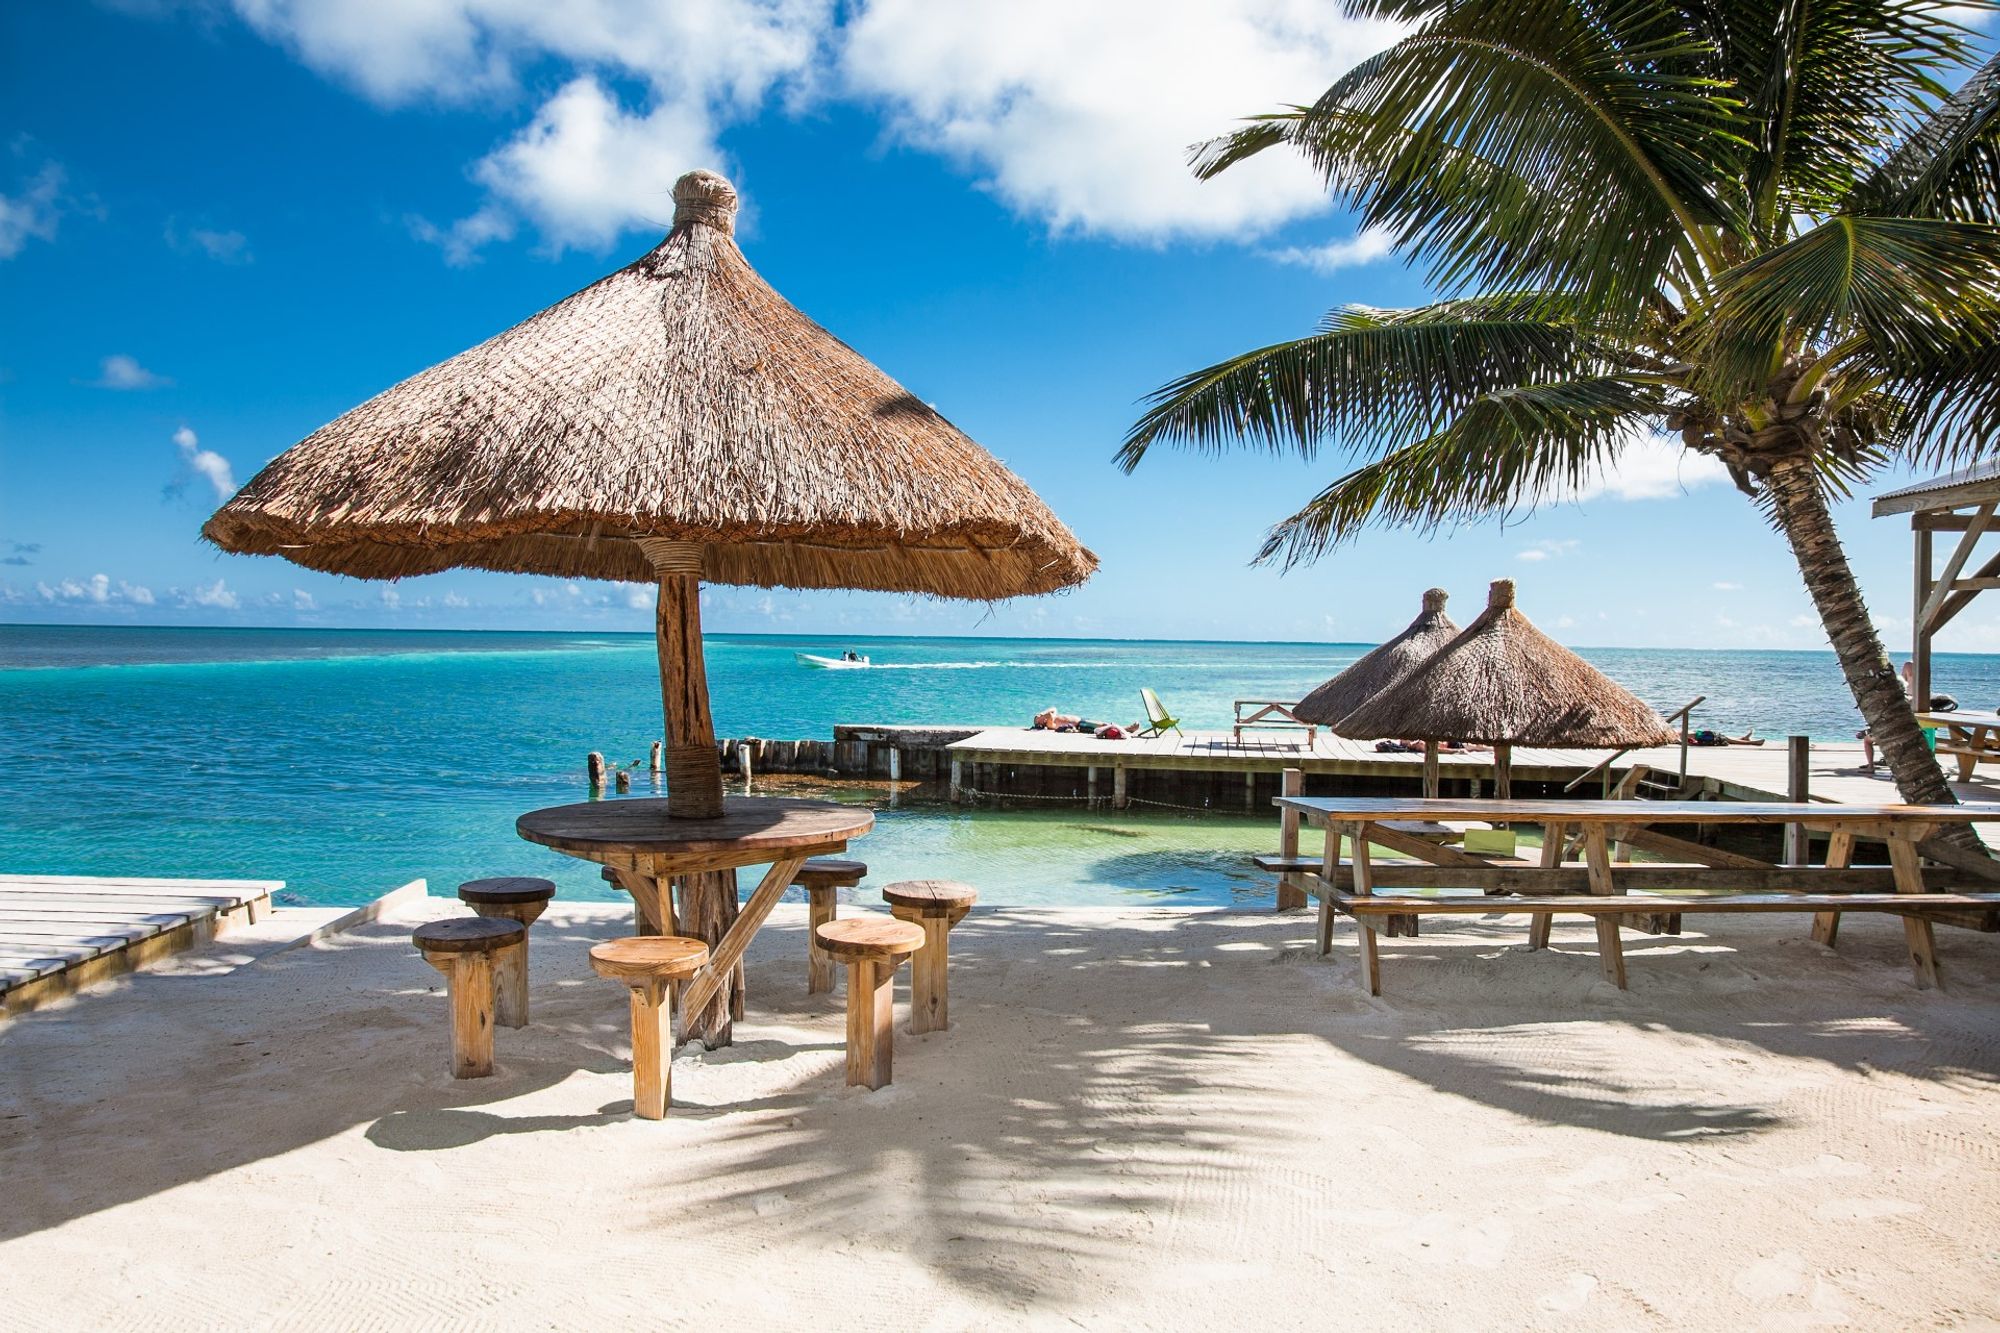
[796,858,867,995]
[815,917,926,1090]
[882,880,977,1034]
[457,877,555,1028]
[588,936,710,1119]
[412,917,525,1079]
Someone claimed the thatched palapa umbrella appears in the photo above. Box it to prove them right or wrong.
[1335,579,1674,799]
[1295,588,1458,794]
[204,170,1096,822]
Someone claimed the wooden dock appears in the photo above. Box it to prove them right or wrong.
[0,874,281,1017]
[942,728,2000,848]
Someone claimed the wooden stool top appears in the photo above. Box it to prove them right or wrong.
[816,916,925,961]
[589,936,709,982]
[459,876,557,906]
[797,858,868,890]
[881,880,978,912]
[414,916,525,954]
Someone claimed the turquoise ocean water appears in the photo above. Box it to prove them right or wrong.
[5,625,1997,908]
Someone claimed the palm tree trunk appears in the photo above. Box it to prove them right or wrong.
[1761,456,1993,863]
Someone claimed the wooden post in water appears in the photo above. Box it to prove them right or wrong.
[950,757,963,803]
[649,740,663,775]
[1277,768,1306,910]
[1113,765,1129,810]
[587,751,607,790]
[1087,766,1099,806]
[614,769,631,792]
[1786,735,1811,866]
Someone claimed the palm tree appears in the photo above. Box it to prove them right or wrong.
[1120,0,2000,856]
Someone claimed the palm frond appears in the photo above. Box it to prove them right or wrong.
[1251,376,1667,566]
[1853,50,2000,223]
[1117,298,1615,470]
[1196,0,1747,320]
[1699,215,2000,395]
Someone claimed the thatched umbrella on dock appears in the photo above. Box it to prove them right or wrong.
[1295,588,1457,792]
[1335,579,1674,799]
[204,170,1096,821]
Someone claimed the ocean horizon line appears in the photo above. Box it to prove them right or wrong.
[0,619,1975,660]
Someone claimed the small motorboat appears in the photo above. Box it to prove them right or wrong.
[796,651,870,669]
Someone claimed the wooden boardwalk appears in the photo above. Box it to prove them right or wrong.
[946,728,2000,848]
[0,874,281,1016]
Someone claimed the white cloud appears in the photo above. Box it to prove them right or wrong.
[380,586,402,610]
[172,426,238,499]
[1548,432,1731,504]
[1266,227,1396,274]
[467,76,721,256]
[442,590,470,608]
[182,578,238,609]
[36,574,154,607]
[842,0,1395,240]
[1712,581,1742,591]
[235,1,828,259]
[293,588,317,611]
[0,161,66,260]
[171,224,252,263]
[623,583,652,610]
[225,1,1395,252]
[1516,539,1579,563]
[93,354,171,390]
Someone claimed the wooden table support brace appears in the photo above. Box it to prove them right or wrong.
[676,856,807,1031]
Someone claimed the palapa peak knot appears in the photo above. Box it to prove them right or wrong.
[1422,588,1448,612]
[1488,578,1516,609]
[672,170,738,235]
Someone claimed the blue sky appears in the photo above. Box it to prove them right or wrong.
[1,0,1993,651]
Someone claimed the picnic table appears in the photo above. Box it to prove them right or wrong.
[1233,699,1317,747]
[1917,709,2000,781]
[517,796,872,1040]
[1269,796,2000,995]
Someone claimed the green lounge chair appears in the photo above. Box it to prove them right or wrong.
[1138,688,1182,738]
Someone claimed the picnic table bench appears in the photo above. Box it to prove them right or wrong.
[1232,700,1317,747]
[1272,796,2000,995]
[1918,710,2000,781]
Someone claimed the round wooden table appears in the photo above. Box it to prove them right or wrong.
[517,796,873,1046]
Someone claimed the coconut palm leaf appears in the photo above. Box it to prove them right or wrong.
[1700,216,2000,394]
[1118,299,1612,467]
[1853,50,2000,223]
[1254,376,1667,565]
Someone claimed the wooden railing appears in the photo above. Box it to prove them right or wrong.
[1560,695,1706,795]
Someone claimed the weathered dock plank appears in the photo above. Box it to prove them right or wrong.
[0,874,282,1017]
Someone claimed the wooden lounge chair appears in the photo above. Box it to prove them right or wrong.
[1137,688,1182,738]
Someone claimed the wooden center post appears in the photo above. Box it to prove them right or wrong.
[641,537,737,1046]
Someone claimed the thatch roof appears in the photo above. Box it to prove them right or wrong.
[202,171,1096,600]
[1335,580,1675,747]
[1294,588,1457,726]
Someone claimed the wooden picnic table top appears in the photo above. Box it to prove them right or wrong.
[1275,796,2000,825]
[1917,710,2000,728]
[517,796,873,860]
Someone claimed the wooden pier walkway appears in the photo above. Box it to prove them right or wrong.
[944,728,2000,849]
[0,874,281,1016]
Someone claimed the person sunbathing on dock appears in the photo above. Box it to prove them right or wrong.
[1032,707,1138,738]
[1685,727,1765,747]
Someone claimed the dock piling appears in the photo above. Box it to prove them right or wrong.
[1786,735,1810,865]
[587,751,608,791]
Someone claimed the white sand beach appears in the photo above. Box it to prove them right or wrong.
[5,898,1998,1330]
